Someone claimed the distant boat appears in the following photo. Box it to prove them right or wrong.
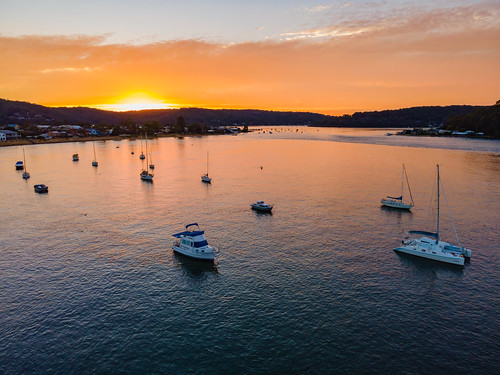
[381,164,414,210]
[92,142,98,167]
[149,151,154,170]
[139,134,145,159]
[201,151,212,183]
[140,134,153,181]
[22,148,30,179]
[172,223,217,261]
[251,201,273,212]
[73,153,79,161]
[34,184,48,193]
[15,160,24,170]
[394,165,472,266]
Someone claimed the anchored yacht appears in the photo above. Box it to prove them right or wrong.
[172,223,216,261]
[394,165,472,266]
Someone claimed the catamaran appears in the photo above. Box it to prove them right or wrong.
[201,151,212,183]
[381,164,414,210]
[92,141,98,167]
[22,148,30,179]
[394,165,472,266]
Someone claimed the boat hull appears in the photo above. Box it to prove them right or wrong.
[201,176,212,183]
[34,184,48,193]
[251,205,273,212]
[381,199,413,210]
[173,245,215,261]
[394,240,465,266]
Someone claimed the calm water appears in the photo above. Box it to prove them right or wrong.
[1,128,499,374]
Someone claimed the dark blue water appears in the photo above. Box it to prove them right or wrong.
[1,129,499,374]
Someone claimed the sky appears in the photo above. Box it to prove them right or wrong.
[0,0,499,114]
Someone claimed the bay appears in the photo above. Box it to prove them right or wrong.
[1,127,499,374]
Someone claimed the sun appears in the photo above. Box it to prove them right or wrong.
[95,92,177,112]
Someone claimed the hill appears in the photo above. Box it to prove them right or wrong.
[0,99,494,135]
[444,101,500,138]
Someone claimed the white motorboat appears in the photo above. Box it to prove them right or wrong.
[92,141,98,167]
[394,165,472,266]
[251,201,273,212]
[172,223,217,261]
[381,164,414,210]
[22,148,30,179]
[201,151,212,183]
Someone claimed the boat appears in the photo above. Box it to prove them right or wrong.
[72,153,79,161]
[15,160,24,170]
[140,134,153,181]
[394,165,472,266]
[381,164,414,210]
[34,184,48,193]
[201,151,212,183]
[251,201,273,212]
[172,223,217,261]
[22,148,30,179]
[92,142,98,167]
[139,134,145,159]
[149,152,154,170]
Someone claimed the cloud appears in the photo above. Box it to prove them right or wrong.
[0,2,499,114]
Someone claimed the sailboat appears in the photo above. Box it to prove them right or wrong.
[201,151,212,183]
[394,165,472,266]
[381,164,414,210]
[22,148,30,179]
[92,141,98,167]
[139,134,145,159]
[140,134,153,181]
[149,151,154,170]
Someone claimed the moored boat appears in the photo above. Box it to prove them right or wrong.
[172,223,217,261]
[201,151,212,183]
[381,164,414,210]
[72,153,79,161]
[251,201,273,212]
[92,142,98,167]
[394,165,472,266]
[22,148,30,179]
[34,184,48,193]
[15,161,24,170]
[140,134,153,181]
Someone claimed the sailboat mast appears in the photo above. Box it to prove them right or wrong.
[401,164,405,199]
[436,164,440,243]
[207,151,209,175]
[23,148,27,172]
[93,142,96,160]
[145,134,149,166]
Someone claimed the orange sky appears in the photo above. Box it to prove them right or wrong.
[0,1,499,115]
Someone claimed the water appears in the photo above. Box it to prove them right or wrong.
[1,128,499,374]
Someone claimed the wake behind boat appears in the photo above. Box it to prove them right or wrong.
[381,164,414,210]
[172,223,217,261]
[394,165,472,266]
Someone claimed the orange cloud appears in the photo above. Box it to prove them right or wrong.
[0,3,499,115]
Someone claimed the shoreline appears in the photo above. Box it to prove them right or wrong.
[0,133,202,147]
